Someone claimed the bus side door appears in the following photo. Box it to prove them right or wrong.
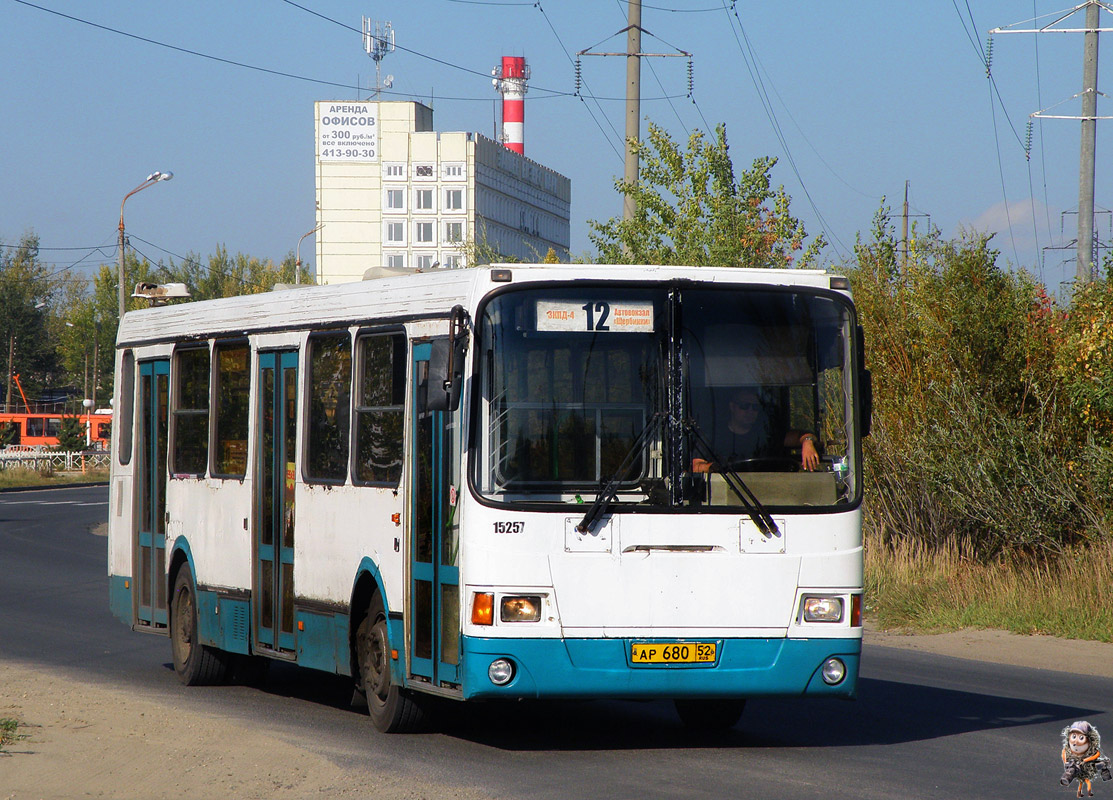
[255,350,298,654]
[409,342,461,689]
[136,359,170,630]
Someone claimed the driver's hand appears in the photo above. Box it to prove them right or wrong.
[691,458,712,474]
[801,439,819,471]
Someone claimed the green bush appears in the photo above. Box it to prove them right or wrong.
[848,208,1113,561]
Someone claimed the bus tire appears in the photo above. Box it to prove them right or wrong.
[170,564,229,686]
[357,596,425,733]
[673,698,746,731]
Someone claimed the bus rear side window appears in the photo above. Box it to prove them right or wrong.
[213,342,250,477]
[172,347,210,476]
[354,333,405,485]
[306,332,351,482]
[118,350,134,464]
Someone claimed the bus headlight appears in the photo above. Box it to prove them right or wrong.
[801,596,844,623]
[821,657,846,685]
[488,658,515,685]
[500,595,542,622]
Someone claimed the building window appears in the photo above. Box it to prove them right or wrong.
[444,188,463,211]
[415,221,434,243]
[442,163,465,180]
[172,346,209,476]
[384,188,405,212]
[354,333,405,485]
[384,163,406,180]
[443,254,462,269]
[415,254,435,270]
[414,188,435,211]
[306,332,351,483]
[443,221,463,243]
[213,341,250,478]
[386,253,406,268]
[385,221,405,245]
[413,163,435,180]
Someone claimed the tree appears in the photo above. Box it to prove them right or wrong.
[0,233,57,409]
[589,122,823,268]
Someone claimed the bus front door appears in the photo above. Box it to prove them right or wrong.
[136,359,169,630]
[409,342,461,689]
[255,351,298,654]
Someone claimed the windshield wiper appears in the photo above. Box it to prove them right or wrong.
[576,412,664,535]
[685,421,780,538]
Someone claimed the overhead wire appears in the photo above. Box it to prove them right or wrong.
[1032,0,1055,255]
[534,1,625,163]
[958,2,1033,268]
[721,2,848,260]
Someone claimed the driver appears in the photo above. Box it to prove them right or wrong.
[692,387,820,473]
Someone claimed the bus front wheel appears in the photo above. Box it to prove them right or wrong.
[674,698,746,731]
[357,597,426,733]
[170,564,229,686]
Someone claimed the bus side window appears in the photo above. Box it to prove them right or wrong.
[118,350,135,464]
[27,418,45,438]
[353,333,405,485]
[306,332,351,483]
[213,341,250,478]
[172,346,210,476]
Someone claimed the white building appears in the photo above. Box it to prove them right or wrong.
[314,101,571,284]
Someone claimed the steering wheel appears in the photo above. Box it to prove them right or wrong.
[723,456,800,473]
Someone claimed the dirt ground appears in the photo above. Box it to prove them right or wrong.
[3,626,1112,800]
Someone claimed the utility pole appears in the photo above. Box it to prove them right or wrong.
[576,2,691,225]
[1078,0,1100,282]
[901,180,910,274]
[623,0,642,223]
[992,1,1113,284]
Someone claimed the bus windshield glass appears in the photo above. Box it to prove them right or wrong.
[474,284,859,510]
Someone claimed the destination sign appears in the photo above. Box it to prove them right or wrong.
[535,300,655,333]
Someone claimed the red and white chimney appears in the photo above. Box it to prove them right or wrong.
[493,56,529,155]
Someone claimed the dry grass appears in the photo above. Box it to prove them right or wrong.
[865,531,1113,643]
[0,467,109,490]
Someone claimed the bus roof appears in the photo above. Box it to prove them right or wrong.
[115,264,847,348]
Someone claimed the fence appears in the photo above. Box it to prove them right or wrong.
[0,449,111,472]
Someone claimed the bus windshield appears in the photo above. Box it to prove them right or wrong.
[474,284,859,510]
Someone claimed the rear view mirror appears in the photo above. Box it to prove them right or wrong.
[427,306,469,412]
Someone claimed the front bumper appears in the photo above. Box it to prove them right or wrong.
[460,635,860,700]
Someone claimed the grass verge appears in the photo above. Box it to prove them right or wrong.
[865,533,1113,643]
[0,467,109,490]
[1,717,27,753]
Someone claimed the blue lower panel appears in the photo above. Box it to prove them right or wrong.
[461,636,860,701]
[296,610,352,677]
[109,574,132,626]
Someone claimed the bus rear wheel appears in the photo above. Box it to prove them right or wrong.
[356,597,426,733]
[673,698,746,731]
[170,564,229,686]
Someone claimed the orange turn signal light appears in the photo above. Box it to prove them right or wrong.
[851,594,863,627]
[471,592,494,625]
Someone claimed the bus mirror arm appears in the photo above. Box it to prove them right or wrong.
[859,369,872,438]
[427,306,470,413]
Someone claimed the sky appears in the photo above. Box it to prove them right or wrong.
[2,0,1110,294]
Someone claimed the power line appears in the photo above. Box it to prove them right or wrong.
[535,1,625,162]
[721,2,847,259]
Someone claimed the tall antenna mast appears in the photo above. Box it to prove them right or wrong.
[363,18,395,100]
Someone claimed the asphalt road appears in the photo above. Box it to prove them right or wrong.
[1,484,1106,799]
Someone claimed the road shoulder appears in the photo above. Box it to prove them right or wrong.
[866,621,1113,679]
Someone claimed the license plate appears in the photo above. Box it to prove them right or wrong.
[630,642,717,664]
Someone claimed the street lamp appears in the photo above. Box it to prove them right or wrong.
[295,223,323,285]
[118,170,173,319]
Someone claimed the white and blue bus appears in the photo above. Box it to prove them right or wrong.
[108,264,871,732]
